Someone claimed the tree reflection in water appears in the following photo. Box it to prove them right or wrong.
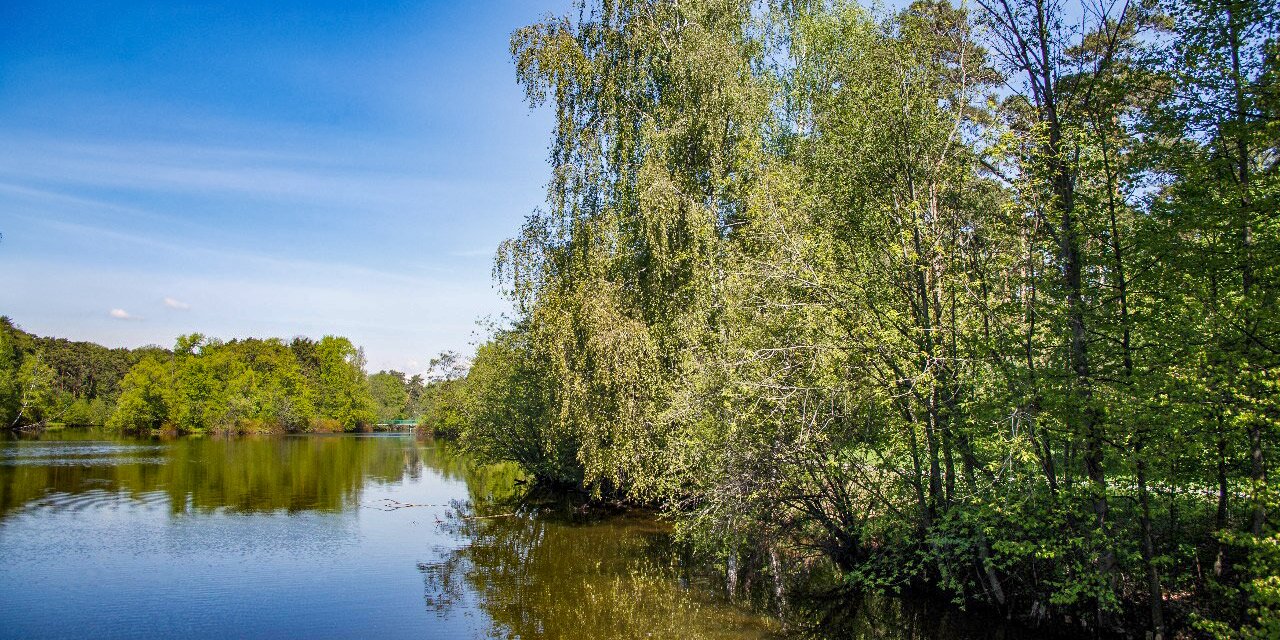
[0,430,408,516]
[418,443,1052,640]
[418,483,776,639]
[781,589,1062,640]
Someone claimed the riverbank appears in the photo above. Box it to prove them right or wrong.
[3,428,1132,639]
[461,467,1131,639]
[0,430,776,639]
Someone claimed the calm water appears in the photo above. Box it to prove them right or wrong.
[0,430,773,639]
[0,431,1050,640]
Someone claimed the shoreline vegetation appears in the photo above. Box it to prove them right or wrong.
[433,0,1275,638]
[0,318,462,436]
[2,0,1276,637]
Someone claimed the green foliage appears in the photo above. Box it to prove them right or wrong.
[456,329,581,486]
[312,336,376,431]
[0,319,21,424]
[0,316,170,428]
[489,0,771,498]
[369,370,412,423]
[12,354,60,426]
[443,0,1280,636]
[61,397,113,426]
[107,334,376,434]
[107,357,171,432]
[1,322,74,429]
[416,351,469,437]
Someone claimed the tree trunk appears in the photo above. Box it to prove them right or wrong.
[961,435,1007,606]
[1226,0,1265,540]
[1137,447,1166,639]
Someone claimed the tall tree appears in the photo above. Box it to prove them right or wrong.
[500,0,769,495]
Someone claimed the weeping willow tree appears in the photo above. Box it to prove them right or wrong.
[484,0,772,494]
[456,0,1279,635]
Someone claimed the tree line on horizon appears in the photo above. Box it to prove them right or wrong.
[0,317,459,434]
[436,0,1279,637]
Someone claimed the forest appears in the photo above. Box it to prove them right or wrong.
[435,0,1280,637]
[0,317,452,434]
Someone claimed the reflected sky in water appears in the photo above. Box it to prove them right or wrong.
[0,431,772,639]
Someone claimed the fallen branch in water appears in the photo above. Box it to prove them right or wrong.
[363,498,443,511]
[363,498,520,521]
[458,512,518,520]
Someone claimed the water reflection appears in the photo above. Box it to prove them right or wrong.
[421,497,777,639]
[0,430,408,516]
[417,439,526,507]
[784,591,1057,640]
[415,447,1041,640]
[0,431,1030,640]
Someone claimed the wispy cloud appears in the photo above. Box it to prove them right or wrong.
[109,308,141,320]
[15,212,445,286]
[163,297,191,310]
[0,137,453,211]
[0,181,155,219]
[450,247,495,258]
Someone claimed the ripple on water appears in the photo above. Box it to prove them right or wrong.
[1,443,167,470]
[1,443,165,458]
[1,433,775,640]
[0,456,168,467]
[23,489,174,514]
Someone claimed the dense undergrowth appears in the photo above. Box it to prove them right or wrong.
[435,1,1280,637]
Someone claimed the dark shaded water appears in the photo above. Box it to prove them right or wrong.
[0,430,1042,639]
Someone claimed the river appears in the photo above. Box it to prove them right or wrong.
[0,430,1039,639]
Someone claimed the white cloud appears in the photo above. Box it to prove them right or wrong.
[163,296,191,310]
[109,308,140,320]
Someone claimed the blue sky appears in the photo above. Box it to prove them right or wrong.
[0,0,570,374]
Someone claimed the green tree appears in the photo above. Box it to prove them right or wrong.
[107,356,172,432]
[106,333,370,434]
[9,353,61,428]
[369,370,411,423]
[312,336,376,431]
[0,317,24,425]
[417,351,470,437]
[458,330,579,486]
[446,0,1278,634]
[1143,0,1279,634]
[499,0,770,496]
